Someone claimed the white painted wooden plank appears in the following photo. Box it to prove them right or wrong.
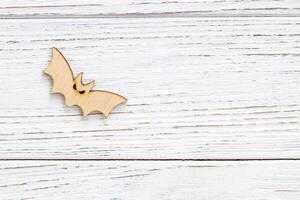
[0,0,300,18]
[0,17,299,159]
[0,161,300,200]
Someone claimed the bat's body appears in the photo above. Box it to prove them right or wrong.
[44,47,127,118]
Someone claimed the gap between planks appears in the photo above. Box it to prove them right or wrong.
[1,158,300,161]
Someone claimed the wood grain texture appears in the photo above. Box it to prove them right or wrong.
[0,17,299,159]
[0,0,300,18]
[0,161,300,199]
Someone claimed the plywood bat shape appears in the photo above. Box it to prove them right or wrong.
[44,47,127,118]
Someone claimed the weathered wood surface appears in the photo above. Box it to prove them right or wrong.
[0,17,299,159]
[0,0,300,18]
[1,161,300,200]
[1,1,300,199]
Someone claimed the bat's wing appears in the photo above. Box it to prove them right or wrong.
[44,47,74,99]
[80,90,127,118]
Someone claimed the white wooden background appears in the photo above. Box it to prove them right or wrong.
[0,0,300,199]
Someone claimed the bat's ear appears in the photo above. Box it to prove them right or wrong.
[75,72,83,83]
[85,80,95,92]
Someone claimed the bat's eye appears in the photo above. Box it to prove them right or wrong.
[73,84,77,90]
[79,90,85,94]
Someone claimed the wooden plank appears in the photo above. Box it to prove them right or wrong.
[0,160,300,199]
[0,0,300,18]
[0,17,299,159]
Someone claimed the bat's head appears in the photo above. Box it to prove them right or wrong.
[73,72,95,94]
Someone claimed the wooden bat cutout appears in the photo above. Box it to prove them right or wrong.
[44,47,127,118]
